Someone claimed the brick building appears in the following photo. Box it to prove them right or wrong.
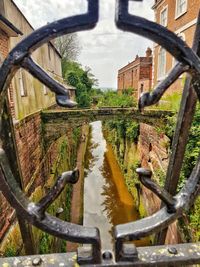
[0,13,22,246]
[117,47,152,99]
[152,0,200,94]
[0,0,76,253]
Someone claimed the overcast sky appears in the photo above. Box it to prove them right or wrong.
[14,0,154,89]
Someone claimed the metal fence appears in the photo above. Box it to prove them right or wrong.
[0,0,200,265]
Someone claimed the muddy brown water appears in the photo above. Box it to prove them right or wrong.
[83,121,149,250]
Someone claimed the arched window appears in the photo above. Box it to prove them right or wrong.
[158,47,166,80]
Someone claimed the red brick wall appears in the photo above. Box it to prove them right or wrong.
[0,28,16,242]
[0,29,8,58]
[14,112,43,189]
[138,123,181,244]
[0,110,74,244]
[117,54,152,99]
[0,29,15,117]
[153,0,199,94]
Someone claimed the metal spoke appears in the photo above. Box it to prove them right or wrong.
[37,170,79,218]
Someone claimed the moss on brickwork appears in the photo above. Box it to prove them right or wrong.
[103,120,147,218]
[0,223,22,257]
[1,125,81,255]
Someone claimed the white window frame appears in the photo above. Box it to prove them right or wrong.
[160,5,168,27]
[43,84,48,95]
[19,69,27,97]
[175,0,188,19]
[157,47,166,81]
[172,33,185,72]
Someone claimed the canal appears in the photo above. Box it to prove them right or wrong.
[83,121,149,250]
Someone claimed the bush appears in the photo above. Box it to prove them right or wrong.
[98,89,137,108]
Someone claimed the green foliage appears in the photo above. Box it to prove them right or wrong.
[125,121,139,142]
[72,127,81,144]
[98,89,136,108]
[62,61,98,108]
[164,114,177,139]
[39,232,52,254]
[65,185,72,222]
[61,240,67,253]
[189,196,200,241]
[180,104,200,183]
[4,246,17,257]
[151,92,182,112]
[105,119,139,143]
[164,104,200,241]
[153,168,166,187]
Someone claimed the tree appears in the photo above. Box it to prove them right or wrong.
[62,61,98,108]
[55,33,80,61]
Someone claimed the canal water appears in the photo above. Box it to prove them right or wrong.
[83,121,149,250]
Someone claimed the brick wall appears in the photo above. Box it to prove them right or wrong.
[14,112,43,190]
[138,123,181,244]
[0,28,16,242]
[117,49,152,99]
[0,29,15,116]
[153,0,200,93]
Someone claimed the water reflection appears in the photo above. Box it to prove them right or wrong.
[83,121,149,250]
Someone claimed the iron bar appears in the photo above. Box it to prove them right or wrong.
[0,97,35,255]
[0,0,200,264]
[136,168,176,213]
[114,152,200,261]
[37,170,79,218]
[21,57,77,108]
[116,0,200,74]
[2,242,200,266]
[155,12,200,245]
[139,63,189,110]
[0,148,101,264]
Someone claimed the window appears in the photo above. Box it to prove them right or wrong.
[19,69,27,97]
[158,47,166,80]
[176,0,187,18]
[43,84,48,95]
[48,44,51,61]
[160,6,168,27]
[173,33,185,71]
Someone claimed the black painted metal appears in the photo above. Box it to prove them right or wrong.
[136,168,176,213]
[0,0,200,265]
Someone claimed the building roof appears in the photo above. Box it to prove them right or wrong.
[64,82,76,90]
[9,0,61,58]
[152,0,164,10]
[0,15,22,37]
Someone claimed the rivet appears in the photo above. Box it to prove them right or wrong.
[102,251,113,260]
[168,247,178,255]
[32,257,42,266]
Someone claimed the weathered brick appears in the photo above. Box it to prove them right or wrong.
[117,48,152,99]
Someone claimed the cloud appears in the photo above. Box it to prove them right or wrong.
[14,0,154,88]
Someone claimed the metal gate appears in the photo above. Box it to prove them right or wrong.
[0,0,200,265]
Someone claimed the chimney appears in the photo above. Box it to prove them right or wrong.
[146,47,152,57]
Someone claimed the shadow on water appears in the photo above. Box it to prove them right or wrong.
[83,121,150,250]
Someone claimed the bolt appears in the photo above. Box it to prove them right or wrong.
[121,243,138,261]
[168,247,178,255]
[32,257,42,266]
[102,251,113,260]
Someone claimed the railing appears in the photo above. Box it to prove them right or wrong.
[0,0,200,265]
